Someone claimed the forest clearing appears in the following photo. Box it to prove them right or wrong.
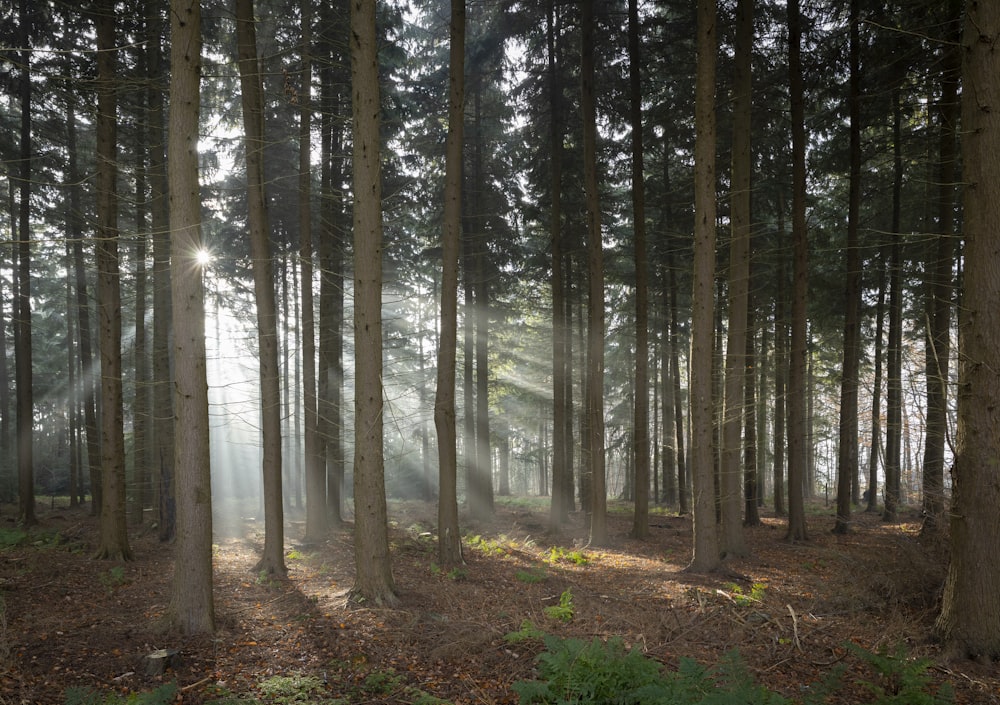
[0,498,991,705]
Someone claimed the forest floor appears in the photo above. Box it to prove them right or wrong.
[0,497,996,705]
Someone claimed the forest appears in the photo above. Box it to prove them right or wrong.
[2,0,1000,702]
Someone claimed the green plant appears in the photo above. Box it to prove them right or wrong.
[846,642,954,705]
[467,534,509,557]
[446,566,467,581]
[514,637,790,705]
[516,567,547,584]
[0,528,28,549]
[99,566,128,594]
[257,673,331,703]
[505,619,545,644]
[724,581,766,607]
[543,589,574,623]
[64,682,178,705]
[362,668,402,695]
[545,546,589,566]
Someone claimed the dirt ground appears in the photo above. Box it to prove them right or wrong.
[0,498,997,704]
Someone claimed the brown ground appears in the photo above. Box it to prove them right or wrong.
[0,498,997,704]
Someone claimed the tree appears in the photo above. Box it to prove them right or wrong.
[833,0,862,536]
[785,0,809,543]
[14,0,35,528]
[350,0,398,607]
[547,0,572,530]
[301,0,327,543]
[93,0,131,561]
[235,0,286,577]
[580,0,607,547]
[934,0,1000,659]
[167,0,215,634]
[688,0,721,572]
[920,0,960,538]
[148,0,175,543]
[720,0,753,556]
[435,0,466,568]
[628,0,650,541]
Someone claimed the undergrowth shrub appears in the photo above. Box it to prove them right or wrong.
[63,682,178,705]
[514,636,954,705]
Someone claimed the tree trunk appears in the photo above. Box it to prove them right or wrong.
[15,0,35,528]
[128,15,152,525]
[131,98,150,527]
[867,248,886,512]
[548,0,571,530]
[435,0,466,568]
[785,0,809,542]
[721,0,753,556]
[472,80,494,519]
[920,0,960,538]
[236,0,286,577]
[883,86,904,523]
[64,84,94,513]
[148,0,175,542]
[350,0,398,607]
[580,0,607,546]
[833,0,862,535]
[688,0,721,571]
[934,0,1000,658]
[318,0,347,525]
[94,1,132,561]
[773,244,787,518]
[167,0,214,634]
[628,0,650,541]
[298,1,325,541]
[744,303,760,526]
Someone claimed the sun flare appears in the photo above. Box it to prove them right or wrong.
[195,247,213,267]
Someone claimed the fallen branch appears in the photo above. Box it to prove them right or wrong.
[786,604,802,652]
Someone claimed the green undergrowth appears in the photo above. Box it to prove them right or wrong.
[512,634,953,705]
[63,682,178,705]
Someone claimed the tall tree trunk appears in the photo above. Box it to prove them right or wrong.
[131,97,150,527]
[65,86,97,513]
[472,79,494,518]
[351,0,398,606]
[236,0,286,577]
[14,0,35,527]
[744,303,760,525]
[833,0,863,535]
[318,0,347,524]
[548,0,571,530]
[148,0,175,542]
[934,0,1000,658]
[130,19,152,525]
[921,0,960,537]
[436,0,466,568]
[580,0,607,546]
[65,241,79,508]
[721,0,753,556]
[689,0,721,570]
[628,0,650,540]
[867,248,886,512]
[299,0,329,541]
[773,245,787,517]
[94,0,131,561]
[883,86,904,523]
[168,0,214,634]
[670,257,687,514]
[785,0,809,541]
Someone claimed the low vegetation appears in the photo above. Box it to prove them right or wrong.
[0,498,989,704]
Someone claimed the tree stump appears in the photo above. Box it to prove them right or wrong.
[143,648,181,676]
